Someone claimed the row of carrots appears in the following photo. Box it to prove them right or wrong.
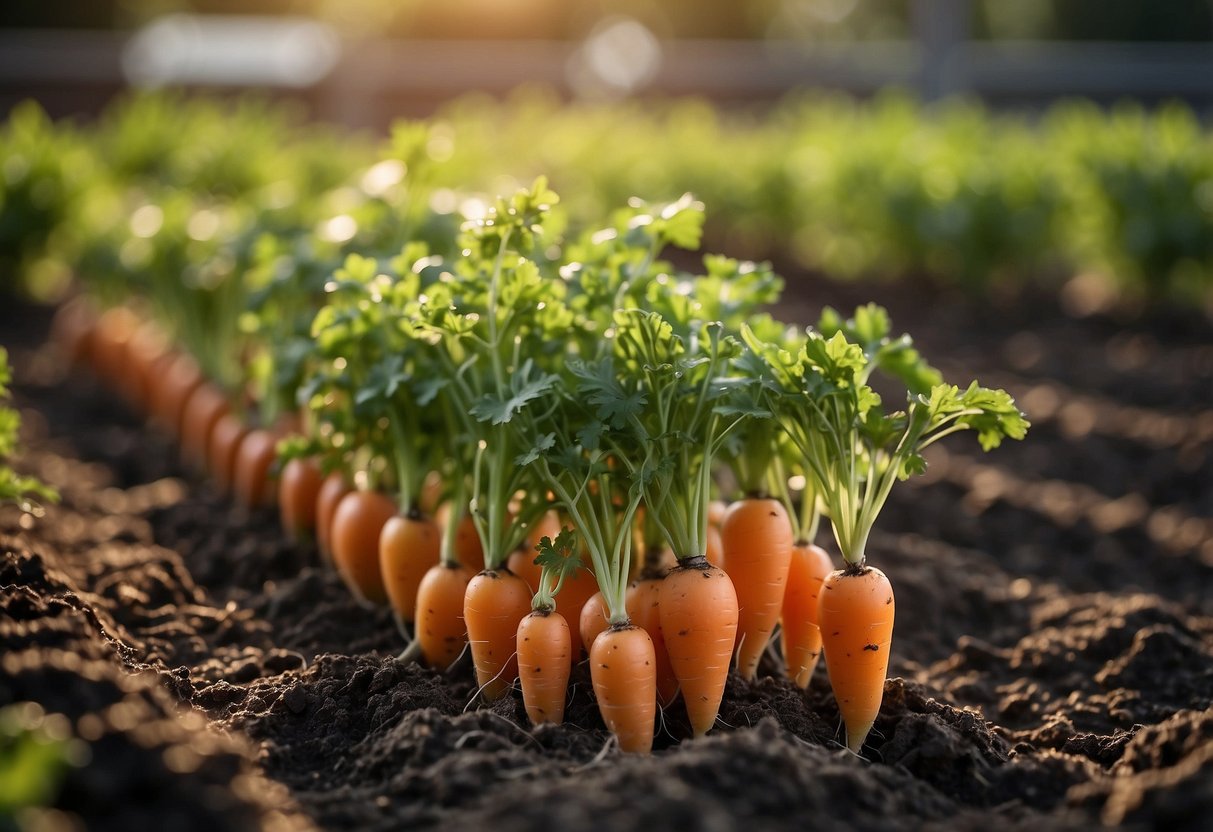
[20,97,1027,755]
[51,181,1026,756]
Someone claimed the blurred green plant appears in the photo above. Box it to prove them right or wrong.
[0,702,88,823]
[0,349,57,513]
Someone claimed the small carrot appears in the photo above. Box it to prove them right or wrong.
[719,496,793,680]
[379,509,440,622]
[554,559,598,662]
[315,470,352,564]
[151,352,204,439]
[516,531,583,725]
[591,624,657,754]
[579,590,609,655]
[180,382,230,471]
[659,556,738,738]
[49,295,98,369]
[819,566,894,752]
[517,610,571,724]
[279,456,324,543]
[464,567,532,701]
[414,562,473,668]
[412,493,476,669]
[232,428,279,510]
[207,412,249,494]
[329,489,395,604]
[704,524,724,566]
[782,541,834,687]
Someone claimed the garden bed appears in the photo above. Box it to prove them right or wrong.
[2,279,1211,832]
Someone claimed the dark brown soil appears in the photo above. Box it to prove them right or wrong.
[2,281,1211,832]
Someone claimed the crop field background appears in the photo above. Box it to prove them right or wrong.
[1,2,1211,831]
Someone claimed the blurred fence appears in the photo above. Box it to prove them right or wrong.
[2,7,1212,126]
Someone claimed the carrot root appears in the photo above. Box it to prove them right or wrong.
[819,565,895,753]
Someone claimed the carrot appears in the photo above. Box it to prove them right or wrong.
[590,624,657,753]
[719,496,793,680]
[379,510,440,622]
[329,489,395,604]
[414,561,473,669]
[232,428,279,510]
[554,561,598,662]
[89,305,140,387]
[506,547,543,594]
[707,499,728,528]
[151,352,204,439]
[180,382,230,471]
[818,566,894,753]
[625,577,679,707]
[314,470,352,564]
[278,456,323,543]
[50,295,98,368]
[122,319,169,412]
[453,511,484,572]
[207,412,249,494]
[463,568,532,701]
[579,590,609,655]
[659,556,738,738]
[704,524,723,566]
[782,542,833,687]
[517,610,572,724]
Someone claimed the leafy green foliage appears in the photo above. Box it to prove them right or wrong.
[0,349,57,513]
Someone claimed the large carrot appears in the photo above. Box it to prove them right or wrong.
[659,556,738,737]
[279,456,323,543]
[590,625,656,753]
[819,566,894,752]
[380,510,440,622]
[579,590,609,655]
[463,568,532,701]
[329,489,395,604]
[719,496,793,679]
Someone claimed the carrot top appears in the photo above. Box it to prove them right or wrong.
[744,305,1029,567]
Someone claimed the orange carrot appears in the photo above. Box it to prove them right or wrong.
[506,547,544,593]
[207,412,249,494]
[554,561,597,662]
[463,568,532,701]
[707,499,729,528]
[782,542,833,687]
[516,609,572,725]
[659,556,738,737]
[579,590,609,655]
[278,457,323,543]
[180,383,230,471]
[590,625,657,753]
[453,512,484,572]
[232,428,279,510]
[151,352,204,439]
[719,497,793,680]
[414,562,473,669]
[625,577,679,707]
[704,524,723,566]
[329,489,395,604]
[50,295,98,369]
[379,511,441,622]
[818,565,895,753]
[315,471,352,564]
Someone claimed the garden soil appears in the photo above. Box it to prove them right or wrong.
[2,280,1211,831]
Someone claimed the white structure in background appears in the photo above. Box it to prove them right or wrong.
[122,15,340,88]
[568,17,663,98]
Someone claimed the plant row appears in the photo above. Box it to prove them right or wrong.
[4,92,1213,308]
[37,98,1028,755]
